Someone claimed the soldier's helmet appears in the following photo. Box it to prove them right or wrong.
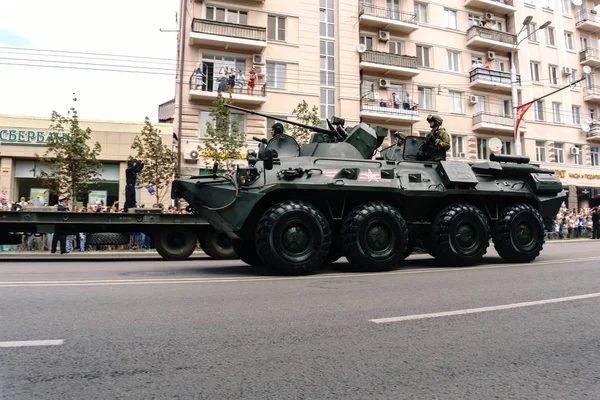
[393,131,407,140]
[426,114,443,125]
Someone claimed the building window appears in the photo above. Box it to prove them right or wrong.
[546,27,556,46]
[444,9,458,29]
[564,32,574,50]
[359,35,374,50]
[268,15,286,41]
[525,0,534,4]
[549,65,558,85]
[320,40,335,86]
[536,141,546,162]
[199,111,245,138]
[414,2,428,23]
[530,62,541,82]
[552,102,562,123]
[592,147,599,166]
[535,100,545,121]
[477,138,488,160]
[569,69,579,86]
[554,143,564,163]
[266,62,286,89]
[501,140,512,155]
[320,88,335,125]
[581,37,589,51]
[468,14,480,27]
[542,0,553,9]
[527,23,537,42]
[206,7,247,24]
[452,136,465,158]
[418,87,433,110]
[416,45,431,67]
[447,51,460,72]
[389,41,402,54]
[474,95,486,114]
[495,60,507,72]
[320,0,334,38]
[560,0,570,14]
[574,145,584,165]
[449,91,462,113]
[572,105,581,124]
[500,99,511,117]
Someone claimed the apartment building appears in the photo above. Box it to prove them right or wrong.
[174,0,600,207]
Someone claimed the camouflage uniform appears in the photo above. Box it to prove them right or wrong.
[425,115,450,161]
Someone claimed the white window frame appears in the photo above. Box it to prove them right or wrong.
[452,136,465,158]
[527,23,538,42]
[205,6,248,24]
[560,0,571,15]
[535,100,545,121]
[416,45,431,67]
[572,105,581,124]
[266,62,286,89]
[574,145,584,165]
[447,51,460,72]
[530,62,541,82]
[549,65,559,85]
[418,86,433,110]
[444,9,458,30]
[199,111,245,138]
[268,15,286,41]
[564,31,574,50]
[449,91,463,113]
[546,27,556,46]
[414,3,428,23]
[536,141,546,162]
[477,138,488,160]
[552,102,562,123]
[554,143,565,163]
[591,147,599,166]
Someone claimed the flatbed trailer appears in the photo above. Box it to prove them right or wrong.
[0,209,236,260]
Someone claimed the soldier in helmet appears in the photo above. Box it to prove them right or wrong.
[271,122,284,138]
[420,114,451,161]
[381,131,407,161]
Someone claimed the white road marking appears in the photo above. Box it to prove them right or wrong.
[0,340,64,348]
[0,256,599,288]
[370,292,600,324]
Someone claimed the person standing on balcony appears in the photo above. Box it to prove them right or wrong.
[217,66,229,93]
[236,69,246,94]
[194,63,205,90]
[248,67,257,96]
[392,92,400,109]
[228,69,237,92]
[403,92,411,110]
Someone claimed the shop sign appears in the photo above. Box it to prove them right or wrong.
[0,129,70,144]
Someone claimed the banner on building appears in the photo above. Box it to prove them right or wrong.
[88,190,107,206]
[515,102,533,138]
[30,188,49,206]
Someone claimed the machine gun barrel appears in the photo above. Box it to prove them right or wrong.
[224,104,333,136]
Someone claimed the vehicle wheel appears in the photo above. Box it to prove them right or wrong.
[431,203,490,266]
[493,203,545,263]
[154,228,198,261]
[232,239,262,266]
[86,232,130,245]
[201,229,237,260]
[324,231,343,265]
[255,200,331,275]
[342,201,408,272]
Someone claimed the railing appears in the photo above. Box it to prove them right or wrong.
[466,25,516,46]
[358,3,417,24]
[580,48,600,62]
[360,101,419,117]
[465,0,514,5]
[470,67,520,86]
[472,112,513,127]
[588,122,600,138]
[360,50,418,69]
[576,9,600,26]
[584,85,600,96]
[189,67,267,98]
[191,18,266,42]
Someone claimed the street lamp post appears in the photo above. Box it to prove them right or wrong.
[512,18,552,156]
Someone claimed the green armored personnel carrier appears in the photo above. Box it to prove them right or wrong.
[172,105,567,275]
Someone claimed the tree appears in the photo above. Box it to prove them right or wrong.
[199,93,246,172]
[286,100,321,145]
[35,102,104,207]
[131,118,179,207]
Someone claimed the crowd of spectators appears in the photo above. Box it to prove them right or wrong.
[549,203,600,239]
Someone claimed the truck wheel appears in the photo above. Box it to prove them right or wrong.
[255,200,331,275]
[431,203,490,266]
[342,201,408,272]
[201,229,237,260]
[86,233,130,245]
[154,228,198,261]
[493,203,544,263]
[232,239,262,266]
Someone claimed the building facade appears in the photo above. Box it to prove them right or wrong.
[0,115,173,208]
[174,0,600,208]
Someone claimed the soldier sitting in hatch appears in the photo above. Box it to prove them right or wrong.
[380,131,407,161]
[418,114,451,162]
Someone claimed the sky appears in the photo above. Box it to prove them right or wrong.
[0,0,180,122]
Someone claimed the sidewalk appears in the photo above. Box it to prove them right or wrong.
[0,250,207,259]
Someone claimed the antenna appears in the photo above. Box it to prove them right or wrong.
[582,123,591,133]
[488,137,503,153]
[356,43,367,53]
[571,0,582,6]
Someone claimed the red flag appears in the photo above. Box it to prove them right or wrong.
[515,102,533,138]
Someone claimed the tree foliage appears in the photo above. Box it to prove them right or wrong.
[131,118,179,206]
[198,93,246,171]
[35,103,104,206]
[286,100,321,145]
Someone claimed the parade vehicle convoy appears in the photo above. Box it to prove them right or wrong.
[0,208,236,260]
[172,105,568,275]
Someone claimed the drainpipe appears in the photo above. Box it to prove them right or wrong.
[177,0,188,175]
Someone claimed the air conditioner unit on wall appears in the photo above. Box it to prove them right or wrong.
[563,67,572,76]
[487,51,496,61]
[469,95,479,105]
[485,12,494,20]
[458,152,466,158]
[379,78,391,88]
[570,147,579,156]
[378,31,390,41]
[253,65,266,76]
[184,149,200,161]
[252,54,265,65]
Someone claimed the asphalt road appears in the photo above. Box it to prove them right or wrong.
[1,240,600,399]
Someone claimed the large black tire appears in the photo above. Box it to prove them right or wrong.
[255,200,331,275]
[154,228,198,261]
[342,201,408,272]
[493,203,545,263]
[201,229,237,260]
[86,232,130,245]
[430,203,490,266]
[232,239,262,266]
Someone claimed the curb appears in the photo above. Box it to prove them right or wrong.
[0,250,207,259]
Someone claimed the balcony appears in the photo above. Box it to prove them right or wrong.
[189,19,267,53]
[359,51,420,78]
[463,0,516,14]
[580,48,600,67]
[470,67,520,94]
[575,9,600,33]
[358,3,418,34]
[584,86,600,103]
[189,74,267,106]
[465,26,516,52]
[360,100,420,125]
[472,112,525,135]
[586,122,600,143]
